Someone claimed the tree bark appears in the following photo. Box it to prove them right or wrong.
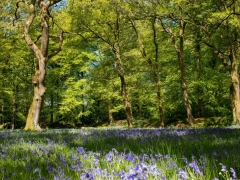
[23,1,47,131]
[151,18,165,127]
[167,20,194,125]
[107,100,114,124]
[113,42,133,128]
[17,0,63,130]
[178,20,194,125]
[229,48,240,124]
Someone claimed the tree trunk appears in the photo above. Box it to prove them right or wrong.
[1,100,4,126]
[131,18,165,127]
[136,103,142,119]
[107,100,114,124]
[50,93,54,124]
[20,1,63,130]
[172,20,194,125]
[230,48,240,124]
[11,84,18,129]
[195,33,204,117]
[154,74,165,127]
[113,43,133,128]
[23,1,48,130]
[179,21,194,125]
[152,18,165,127]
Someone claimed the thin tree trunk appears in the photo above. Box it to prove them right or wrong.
[50,93,54,124]
[152,18,165,127]
[113,42,133,128]
[154,74,165,127]
[137,103,142,119]
[131,18,165,127]
[11,84,18,129]
[107,100,114,124]
[1,100,4,126]
[168,20,194,125]
[195,33,204,117]
[178,21,194,125]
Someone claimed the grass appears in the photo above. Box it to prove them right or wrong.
[0,127,239,179]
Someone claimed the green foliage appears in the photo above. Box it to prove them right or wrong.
[0,0,239,128]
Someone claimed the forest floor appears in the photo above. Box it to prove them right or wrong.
[91,116,233,128]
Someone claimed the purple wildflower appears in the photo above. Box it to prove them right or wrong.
[93,158,99,166]
[76,147,85,155]
[58,155,67,167]
[155,153,162,162]
[230,167,236,179]
[124,153,136,164]
[188,159,203,176]
[182,157,188,164]
[105,152,114,162]
[70,165,79,172]
[34,168,40,173]
[177,169,188,180]
[80,172,94,180]
[219,163,227,172]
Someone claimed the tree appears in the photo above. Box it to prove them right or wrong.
[159,1,195,125]
[71,0,134,127]
[186,0,240,124]
[130,16,165,127]
[15,0,64,130]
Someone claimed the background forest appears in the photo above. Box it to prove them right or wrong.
[0,0,240,129]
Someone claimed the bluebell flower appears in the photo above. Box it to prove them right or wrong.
[80,172,94,180]
[93,158,99,166]
[182,157,188,165]
[69,165,78,171]
[58,155,67,167]
[230,167,236,179]
[76,147,85,155]
[177,169,188,180]
[155,153,162,162]
[105,152,114,162]
[188,159,203,176]
[124,153,136,163]
[34,168,40,173]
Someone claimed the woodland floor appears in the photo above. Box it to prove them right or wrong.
[89,116,233,129]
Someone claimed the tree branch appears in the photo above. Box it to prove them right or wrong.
[48,0,63,7]
[13,0,29,26]
[215,50,231,71]
[34,35,42,44]
[48,31,64,59]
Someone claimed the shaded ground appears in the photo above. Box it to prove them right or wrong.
[0,116,233,130]
[88,116,233,128]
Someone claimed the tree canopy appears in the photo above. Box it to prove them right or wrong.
[0,0,239,129]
